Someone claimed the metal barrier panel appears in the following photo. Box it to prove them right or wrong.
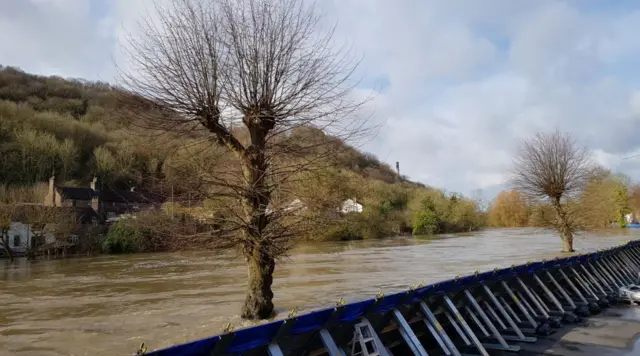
[145,240,640,356]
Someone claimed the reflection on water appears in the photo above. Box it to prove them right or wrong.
[0,228,639,355]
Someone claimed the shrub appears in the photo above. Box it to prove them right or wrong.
[323,220,364,241]
[412,198,440,235]
[102,221,151,254]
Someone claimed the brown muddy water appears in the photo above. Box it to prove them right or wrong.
[1,228,640,356]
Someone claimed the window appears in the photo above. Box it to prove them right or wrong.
[13,235,20,247]
[92,217,98,227]
[71,235,79,244]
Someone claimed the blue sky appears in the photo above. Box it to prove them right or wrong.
[3,0,640,201]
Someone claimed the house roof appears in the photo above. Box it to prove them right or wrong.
[69,206,103,225]
[12,205,103,225]
[100,189,147,203]
[55,186,166,204]
[104,189,166,204]
[58,187,96,200]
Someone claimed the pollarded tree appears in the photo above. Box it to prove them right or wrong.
[117,0,369,319]
[16,205,79,261]
[511,130,591,252]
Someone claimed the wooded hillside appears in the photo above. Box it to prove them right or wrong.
[0,66,485,240]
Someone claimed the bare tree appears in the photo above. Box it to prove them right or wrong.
[14,206,79,261]
[0,186,50,262]
[117,0,370,319]
[511,129,591,252]
[0,204,16,261]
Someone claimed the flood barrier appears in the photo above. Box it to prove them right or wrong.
[144,240,640,356]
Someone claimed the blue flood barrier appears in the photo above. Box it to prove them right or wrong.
[144,240,640,356]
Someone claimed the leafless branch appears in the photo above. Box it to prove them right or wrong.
[511,129,591,202]
[116,0,374,318]
[510,129,592,252]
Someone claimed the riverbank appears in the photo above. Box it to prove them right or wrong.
[1,228,639,356]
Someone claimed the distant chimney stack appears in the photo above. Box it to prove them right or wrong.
[91,195,99,212]
[396,161,400,176]
[45,171,56,206]
[49,172,55,191]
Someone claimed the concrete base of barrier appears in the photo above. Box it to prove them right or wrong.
[515,306,640,356]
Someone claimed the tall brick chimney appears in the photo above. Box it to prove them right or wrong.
[45,172,56,206]
[90,176,99,212]
[90,176,98,191]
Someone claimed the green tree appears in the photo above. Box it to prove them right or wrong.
[102,221,149,254]
[412,197,440,235]
[614,181,631,227]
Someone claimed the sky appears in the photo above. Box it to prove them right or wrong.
[2,0,640,201]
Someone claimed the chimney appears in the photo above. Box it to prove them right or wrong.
[49,172,55,193]
[45,172,55,206]
[90,176,98,191]
[90,176,99,212]
[91,195,99,213]
[396,161,400,176]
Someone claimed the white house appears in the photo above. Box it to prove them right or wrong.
[340,198,363,214]
[284,199,306,213]
[263,197,362,215]
[626,213,636,225]
[6,222,55,254]
[265,198,307,215]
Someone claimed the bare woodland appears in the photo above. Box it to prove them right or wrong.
[511,129,592,252]
[117,0,370,319]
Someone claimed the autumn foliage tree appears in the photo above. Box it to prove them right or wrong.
[579,169,630,228]
[487,190,529,227]
[511,130,591,252]
[118,0,368,319]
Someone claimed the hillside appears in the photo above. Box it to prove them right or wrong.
[0,65,485,241]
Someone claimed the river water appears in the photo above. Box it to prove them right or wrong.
[1,228,639,356]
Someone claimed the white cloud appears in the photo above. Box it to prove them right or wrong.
[592,149,622,169]
[2,0,640,199]
[629,91,640,115]
[0,0,115,80]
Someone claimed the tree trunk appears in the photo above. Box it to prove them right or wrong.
[1,235,14,262]
[551,198,574,253]
[561,233,574,253]
[238,123,275,319]
[241,245,275,319]
[2,246,14,262]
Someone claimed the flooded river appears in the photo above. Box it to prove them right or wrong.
[1,228,640,356]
